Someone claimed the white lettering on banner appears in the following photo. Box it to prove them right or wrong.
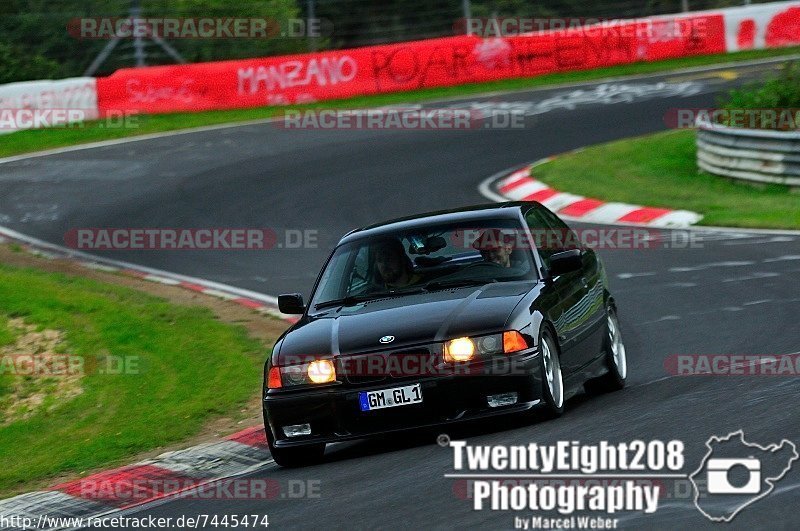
[237,56,357,95]
[0,78,98,134]
[126,78,196,104]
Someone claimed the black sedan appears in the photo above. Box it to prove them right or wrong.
[262,202,627,466]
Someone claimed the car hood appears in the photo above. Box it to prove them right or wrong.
[274,281,536,362]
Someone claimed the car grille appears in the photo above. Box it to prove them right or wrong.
[340,349,438,386]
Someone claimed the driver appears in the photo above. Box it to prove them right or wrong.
[372,238,421,289]
[471,229,515,268]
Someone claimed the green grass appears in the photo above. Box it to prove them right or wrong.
[0,316,15,347]
[0,263,268,497]
[534,129,800,229]
[1,47,799,158]
[0,317,16,408]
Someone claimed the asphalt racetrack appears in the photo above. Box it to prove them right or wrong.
[1,60,799,529]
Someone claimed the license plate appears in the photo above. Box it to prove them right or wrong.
[359,383,422,411]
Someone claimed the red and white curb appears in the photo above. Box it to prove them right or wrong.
[0,427,271,530]
[0,225,298,325]
[480,158,703,228]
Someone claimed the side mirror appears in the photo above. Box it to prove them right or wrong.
[278,293,305,315]
[548,249,582,277]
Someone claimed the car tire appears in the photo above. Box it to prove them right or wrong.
[268,437,325,468]
[538,327,565,418]
[587,306,627,393]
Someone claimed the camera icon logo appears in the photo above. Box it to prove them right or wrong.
[690,430,798,522]
[706,457,761,495]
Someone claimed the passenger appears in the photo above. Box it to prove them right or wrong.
[472,229,515,268]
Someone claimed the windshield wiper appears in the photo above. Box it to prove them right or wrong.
[314,288,424,310]
[424,278,496,291]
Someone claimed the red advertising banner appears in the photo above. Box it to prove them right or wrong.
[96,14,725,116]
[92,1,800,117]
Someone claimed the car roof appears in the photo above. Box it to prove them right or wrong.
[338,202,536,245]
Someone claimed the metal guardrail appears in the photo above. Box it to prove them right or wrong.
[696,118,800,187]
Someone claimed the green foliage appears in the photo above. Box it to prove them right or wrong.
[0,41,62,84]
[719,61,800,129]
[138,0,305,65]
[0,0,305,80]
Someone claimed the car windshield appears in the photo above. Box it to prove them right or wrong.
[310,218,536,310]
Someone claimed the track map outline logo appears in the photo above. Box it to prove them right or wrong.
[689,430,798,523]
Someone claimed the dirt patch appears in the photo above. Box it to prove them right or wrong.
[0,318,83,425]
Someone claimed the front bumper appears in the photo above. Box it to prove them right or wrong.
[263,350,542,448]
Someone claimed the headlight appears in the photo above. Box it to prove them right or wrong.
[477,334,502,354]
[308,359,336,384]
[444,337,476,362]
[443,331,528,363]
[267,359,337,389]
